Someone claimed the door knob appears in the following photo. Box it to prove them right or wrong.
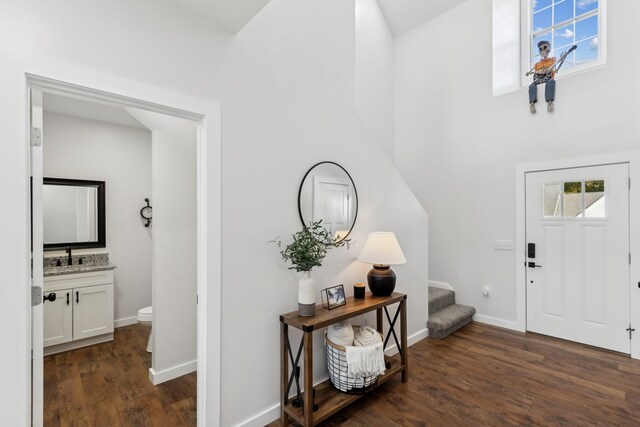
[43,292,57,303]
[527,262,542,268]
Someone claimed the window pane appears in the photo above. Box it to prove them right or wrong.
[575,14,598,42]
[576,0,598,16]
[533,0,552,13]
[575,36,598,65]
[584,180,605,218]
[533,8,552,32]
[563,182,583,218]
[544,183,562,217]
[554,0,574,25]
[554,22,574,50]
[553,47,576,70]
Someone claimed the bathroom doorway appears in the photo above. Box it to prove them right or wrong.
[28,75,220,426]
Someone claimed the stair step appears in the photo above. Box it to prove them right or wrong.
[427,304,476,339]
[428,287,455,314]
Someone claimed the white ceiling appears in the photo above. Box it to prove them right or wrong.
[166,0,272,33]
[163,0,466,37]
[44,93,147,129]
[377,0,469,36]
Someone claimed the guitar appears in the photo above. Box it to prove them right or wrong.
[526,44,577,84]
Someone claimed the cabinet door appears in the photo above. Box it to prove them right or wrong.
[73,284,114,340]
[43,289,73,347]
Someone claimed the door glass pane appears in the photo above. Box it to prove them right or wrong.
[584,180,605,217]
[563,181,583,217]
[543,183,562,217]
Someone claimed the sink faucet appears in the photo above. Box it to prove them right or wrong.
[66,246,72,266]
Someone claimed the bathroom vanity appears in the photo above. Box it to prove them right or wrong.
[43,255,116,355]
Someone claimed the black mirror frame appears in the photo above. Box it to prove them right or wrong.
[43,177,106,250]
[297,161,358,243]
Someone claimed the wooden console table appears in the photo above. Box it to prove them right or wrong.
[279,292,408,426]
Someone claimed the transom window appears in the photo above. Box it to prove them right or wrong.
[543,180,605,218]
[529,0,603,74]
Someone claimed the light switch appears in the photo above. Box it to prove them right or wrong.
[494,240,514,251]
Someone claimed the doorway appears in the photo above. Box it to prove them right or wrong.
[525,163,630,353]
[27,74,220,426]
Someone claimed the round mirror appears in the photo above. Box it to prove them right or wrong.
[298,161,358,242]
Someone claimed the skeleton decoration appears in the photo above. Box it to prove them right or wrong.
[526,40,577,114]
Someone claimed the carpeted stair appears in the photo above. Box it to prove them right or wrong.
[428,287,476,339]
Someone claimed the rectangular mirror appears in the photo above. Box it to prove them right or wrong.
[43,178,106,250]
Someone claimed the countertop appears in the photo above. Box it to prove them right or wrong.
[43,262,117,277]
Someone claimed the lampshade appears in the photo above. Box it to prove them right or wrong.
[358,232,407,266]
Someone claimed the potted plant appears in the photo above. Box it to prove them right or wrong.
[273,221,349,316]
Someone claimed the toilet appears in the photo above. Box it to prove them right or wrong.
[137,306,153,353]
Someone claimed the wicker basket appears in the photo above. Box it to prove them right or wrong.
[324,326,383,394]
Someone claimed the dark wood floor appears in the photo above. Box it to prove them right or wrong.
[44,324,196,427]
[269,322,640,426]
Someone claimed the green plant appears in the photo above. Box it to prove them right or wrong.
[272,220,349,272]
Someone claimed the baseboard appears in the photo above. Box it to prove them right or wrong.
[428,280,454,291]
[149,359,197,385]
[473,314,520,331]
[384,327,429,356]
[233,403,281,427]
[114,315,138,328]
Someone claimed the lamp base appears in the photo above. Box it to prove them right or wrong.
[367,265,396,296]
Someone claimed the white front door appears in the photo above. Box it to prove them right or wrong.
[526,163,630,353]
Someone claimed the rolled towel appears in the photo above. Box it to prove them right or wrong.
[353,325,382,347]
[345,342,386,378]
[327,322,354,347]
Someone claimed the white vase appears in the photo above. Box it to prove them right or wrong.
[298,271,316,317]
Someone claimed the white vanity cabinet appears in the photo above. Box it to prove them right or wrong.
[43,270,114,354]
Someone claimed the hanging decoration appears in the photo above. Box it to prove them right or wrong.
[526,41,577,114]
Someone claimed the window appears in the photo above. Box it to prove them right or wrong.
[526,0,604,79]
[543,180,606,218]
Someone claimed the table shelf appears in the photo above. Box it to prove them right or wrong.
[280,292,408,426]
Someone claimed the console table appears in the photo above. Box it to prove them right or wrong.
[279,292,408,426]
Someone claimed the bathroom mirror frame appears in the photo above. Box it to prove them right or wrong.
[43,177,106,250]
[297,161,358,243]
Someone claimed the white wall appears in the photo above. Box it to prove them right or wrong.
[395,0,640,324]
[355,0,396,161]
[0,0,428,425]
[43,112,152,326]
[126,107,198,383]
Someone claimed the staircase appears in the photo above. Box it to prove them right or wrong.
[428,287,476,339]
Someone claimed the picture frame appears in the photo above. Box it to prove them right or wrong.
[321,284,346,310]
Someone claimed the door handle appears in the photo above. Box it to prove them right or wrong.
[527,262,542,268]
[66,292,70,306]
[43,292,56,303]
[76,291,79,304]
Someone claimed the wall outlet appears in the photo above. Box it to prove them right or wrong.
[482,286,491,297]
[494,240,514,251]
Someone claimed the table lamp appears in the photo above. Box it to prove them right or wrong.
[358,232,406,296]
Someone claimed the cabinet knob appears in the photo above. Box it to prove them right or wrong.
[43,292,56,303]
